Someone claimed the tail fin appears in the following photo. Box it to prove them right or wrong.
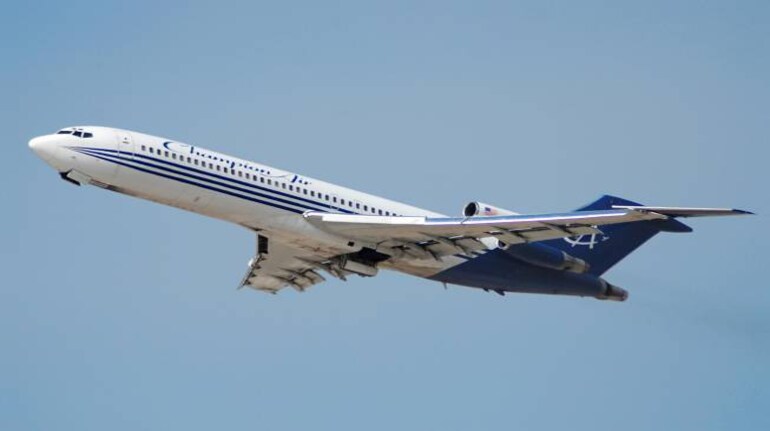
[543,195,692,275]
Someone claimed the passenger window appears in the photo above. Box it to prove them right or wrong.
[364,205,368,211]
[194,159,198,165]
[356,203,360,209]
[187,157,191,163]
[333,197,337,203]
[149,148,154,154]
[267,179,272,185]
[172,153,177,160]
[378,209,383,215]
[311,191,315,197]
[141,145,146,151]
[289,185,293,191]
[165,151,169,157]
[216,166,221,171]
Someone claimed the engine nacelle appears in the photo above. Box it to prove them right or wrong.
[503,243,590,274]
[463,201,518,217]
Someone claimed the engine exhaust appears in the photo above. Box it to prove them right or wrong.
[596,282,629,302]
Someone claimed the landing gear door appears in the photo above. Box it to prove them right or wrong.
[116,131,135,159]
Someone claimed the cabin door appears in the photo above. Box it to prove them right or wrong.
[116,131,135,159]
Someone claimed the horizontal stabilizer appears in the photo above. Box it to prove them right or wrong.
[612,205,753,218]
[538,196,753,275]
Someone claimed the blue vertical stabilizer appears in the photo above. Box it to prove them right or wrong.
[541,195,692,275]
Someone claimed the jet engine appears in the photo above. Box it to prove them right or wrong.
[463,202,518,217]
[504,243,590,274]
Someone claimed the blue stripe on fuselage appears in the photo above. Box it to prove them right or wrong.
[75,146,355,214]
[72,148,311,214]
[77,149,326,213]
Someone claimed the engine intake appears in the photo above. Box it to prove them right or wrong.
[463,201,518,217]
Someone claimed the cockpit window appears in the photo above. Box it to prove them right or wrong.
[56,128,93,138]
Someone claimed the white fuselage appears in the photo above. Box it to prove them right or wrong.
[30,126,473,279]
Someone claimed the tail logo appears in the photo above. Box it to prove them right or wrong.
[564,233,609,249]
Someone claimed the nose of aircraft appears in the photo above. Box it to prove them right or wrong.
[29,134,63,169]
[29,134,55,157]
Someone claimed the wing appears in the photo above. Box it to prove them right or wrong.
[304,205,751,259]
[239,234,350,294]
[303,209,673,258]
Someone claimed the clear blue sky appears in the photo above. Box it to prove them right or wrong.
[4,1,769,429]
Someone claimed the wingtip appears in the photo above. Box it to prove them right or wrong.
[733,209,755,215]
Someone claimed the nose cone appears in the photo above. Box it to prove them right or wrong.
[29,135,56,158]
[29,135,63,169]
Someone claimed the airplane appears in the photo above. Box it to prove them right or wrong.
[29,126,751,302]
